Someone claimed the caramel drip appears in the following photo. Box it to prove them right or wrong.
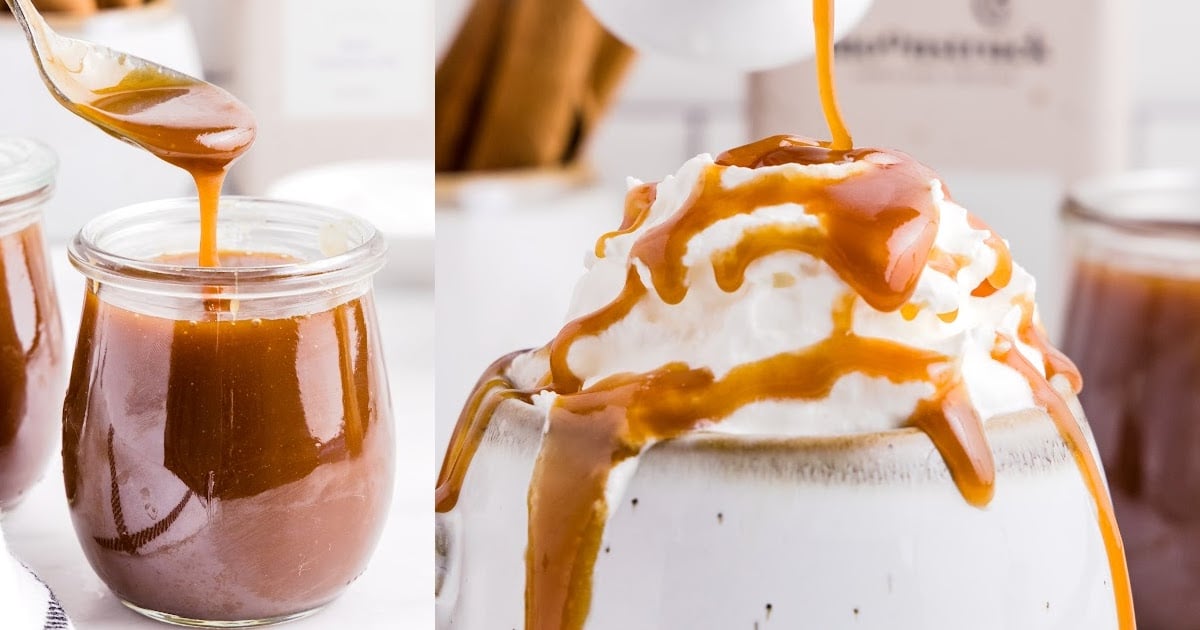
[710,223,823,294]
[67,70,255,267]
[548,268,648,394]
[595,183,658,258]
[993,335,1133,628]
[1014,296,1083,393]
[434,350,531,512]
[968,215,1013,298]
[813,0,852,150]
[909,378,994,506]
[526,295,995,630]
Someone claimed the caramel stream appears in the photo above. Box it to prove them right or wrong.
[436,1,1133,628]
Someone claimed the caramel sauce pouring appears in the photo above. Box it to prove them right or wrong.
[6,0,256,267]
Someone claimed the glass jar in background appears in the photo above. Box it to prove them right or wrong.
[0,138,64,511]
[1063,171,1200,630]
[64,198,394,626]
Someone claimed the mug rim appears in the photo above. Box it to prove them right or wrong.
[480,395,1078,485]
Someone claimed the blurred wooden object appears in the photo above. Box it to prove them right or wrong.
[434,0,507,172]
[28,0,98,14]
[569,31,636,163]
[4,0,152,15]
[436,0,634,173]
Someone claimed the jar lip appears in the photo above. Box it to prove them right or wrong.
[1064,169,1200,237]
[69,196,387,299]
[0,137,57,207]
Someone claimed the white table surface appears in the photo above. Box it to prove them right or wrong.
[3,247,434,629]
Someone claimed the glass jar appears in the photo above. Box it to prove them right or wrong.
[0,137,64,511]
[64,197,394,627]
[1063,171,1200,630]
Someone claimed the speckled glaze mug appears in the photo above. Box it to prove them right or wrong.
[436,396,1120,629]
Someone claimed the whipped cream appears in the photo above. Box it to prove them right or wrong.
[521,152,1048,436]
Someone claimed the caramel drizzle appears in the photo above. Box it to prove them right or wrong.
[595,183,657,258]
[526,295,996,630]
[1015,295,1083,394]
[968,214,1013,298]
[552,137,944,395]
[647,137,938,313]
[443,136,1023,630]
[434,350,532,513]
[992,335,1134,629]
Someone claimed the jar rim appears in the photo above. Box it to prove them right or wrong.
[0,137,57,207]
[1064,169,1200,237]
[69,196,387,300]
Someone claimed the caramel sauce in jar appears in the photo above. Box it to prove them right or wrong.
[64,204,392,623]
[0,138,64,510]
[0,210,63,510]
[1063,178,1200,628]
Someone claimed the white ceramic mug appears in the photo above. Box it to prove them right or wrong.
[436,395,1119,629]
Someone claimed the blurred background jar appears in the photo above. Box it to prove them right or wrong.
[1063,172,1200,630]
[0,138,64,512]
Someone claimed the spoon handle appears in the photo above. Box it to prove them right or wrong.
[4,0,76,109]
[5,0,52,62]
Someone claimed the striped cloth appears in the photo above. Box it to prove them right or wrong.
[1,528,73,630]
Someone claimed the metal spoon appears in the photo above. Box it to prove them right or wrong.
[3,0,255,167]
